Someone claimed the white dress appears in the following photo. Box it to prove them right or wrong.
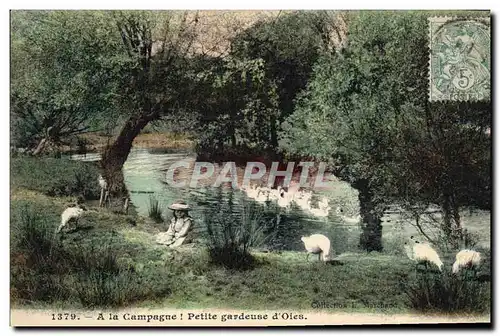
[156,216,193,247]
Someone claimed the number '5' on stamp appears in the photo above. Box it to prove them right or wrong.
[429,16,490,102]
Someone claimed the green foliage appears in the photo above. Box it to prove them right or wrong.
[280,11,491,245]
[10,10,203,156]
[11,156,101,199]
[9,192,491,312]
[281,11,430,191]
[148,196,163,223]
[194,11,328,159]
[202,189,271,269]
[406,271,490,313]
[230,11,326,120]
[10,202,172,308]
[10,10,124,148]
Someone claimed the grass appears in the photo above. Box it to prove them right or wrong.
[202,189,276,270]
[10,201,173,309]
[147,252,414,311]
[406,270,490,314]
[10,156,491,315]
[11,156,101,199]
[10,196,491,313]
[147,196,163,223]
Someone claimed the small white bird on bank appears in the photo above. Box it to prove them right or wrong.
[404,236,443,272]
[57,205,86,233]
[301,234,332,262]
[452,249,482,274]
[98,174,107,189]
[98,174,109,207]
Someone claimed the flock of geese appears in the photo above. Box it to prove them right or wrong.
[240,184,361,223]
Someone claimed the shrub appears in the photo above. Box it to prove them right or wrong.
[11,156,101,199]
[11,204,55,257]
[406,271,490,313]
[148,196,163,223]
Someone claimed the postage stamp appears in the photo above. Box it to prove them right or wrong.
[428,16,491,102]
[9,10,491,328]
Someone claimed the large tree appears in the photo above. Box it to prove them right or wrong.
[194,11,340,161]
[279,11,491,251]
[98,11,204,195]
[10,11,122,152]
[11,10,204,196]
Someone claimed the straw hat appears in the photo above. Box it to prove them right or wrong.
[168,200,190,211]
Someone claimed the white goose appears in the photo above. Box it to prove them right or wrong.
[276,186,293,208]
[98,174,109,207]
[452,249,482,274]
[255,187,271,203]
[301,234,332,262]
[244,185,260,200]
[268,188,281,202]
[294,190,312,210]
[405,236,443,272]
[310,199,331,218]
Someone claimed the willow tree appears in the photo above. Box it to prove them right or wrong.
[99,11,203,194]
[11,11,206,190]
[280,12,431,251]
[280,11,491,251]
[12,10,287,196]
[10,11,122,152]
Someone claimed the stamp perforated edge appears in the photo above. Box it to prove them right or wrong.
[428,15,491,102]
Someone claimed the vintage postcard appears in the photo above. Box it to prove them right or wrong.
[10,9,491,327]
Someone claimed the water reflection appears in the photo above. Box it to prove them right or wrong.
[71,148,358,252]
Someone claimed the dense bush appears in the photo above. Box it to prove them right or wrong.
[10,203,172,308]
[11,156,101,199]
[405,271,490,313]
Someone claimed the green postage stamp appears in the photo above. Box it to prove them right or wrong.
[428,16,491,102]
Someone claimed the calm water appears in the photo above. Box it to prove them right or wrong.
[70,148,351,251]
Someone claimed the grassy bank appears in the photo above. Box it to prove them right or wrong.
[10,156,491,315]
[67,132,194,154]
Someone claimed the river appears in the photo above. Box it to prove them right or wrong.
[70,148,358,252]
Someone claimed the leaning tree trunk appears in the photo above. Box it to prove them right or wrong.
[100,114,155,198]
[32,137,49,156]
[269,115,279,149]
[440,191,463,249]
[355,179,383,252]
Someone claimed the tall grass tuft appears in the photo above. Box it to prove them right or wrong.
[203,188,272,270]
[406,271,490,313]
[10,204,69,302]
[148,196,163,223]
